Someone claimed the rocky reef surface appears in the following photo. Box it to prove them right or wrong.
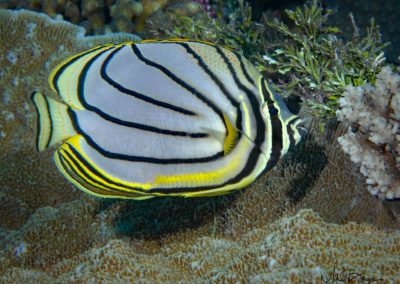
[0,9,399,283]
[0,0,202,34]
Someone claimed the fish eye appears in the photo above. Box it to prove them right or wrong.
[269,107,278,116]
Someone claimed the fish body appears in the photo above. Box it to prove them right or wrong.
[32,39,303,199]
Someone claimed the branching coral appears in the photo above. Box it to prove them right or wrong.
[337,66,400,199]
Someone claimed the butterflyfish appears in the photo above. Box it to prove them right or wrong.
[31,39,304,199]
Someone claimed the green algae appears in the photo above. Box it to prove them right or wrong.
[154,0,389,121]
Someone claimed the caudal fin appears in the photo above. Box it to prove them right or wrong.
[31,92,77,151]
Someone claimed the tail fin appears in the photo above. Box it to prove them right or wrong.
[31,92,77,151]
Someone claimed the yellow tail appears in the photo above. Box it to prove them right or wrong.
[31,92,77,151]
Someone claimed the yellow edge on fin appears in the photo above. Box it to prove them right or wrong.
[48,44,115,95]
[153,142,255,197]
[64,135,257,198]
[48,39,235,104]
[48,38,235,98]
[137,38,235,52]
[261,79,293,154]
[65,135,153,191]
[57,147,124,196]
[31,92,51,152]
[55,143,153,200]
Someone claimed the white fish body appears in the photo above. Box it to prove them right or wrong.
[31,40,303,199]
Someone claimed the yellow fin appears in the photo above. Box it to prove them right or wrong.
[31,92,77,151]
[54,138,154,200]
[200,113,239,155]
[222,113,239,155]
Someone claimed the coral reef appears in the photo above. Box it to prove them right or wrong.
[0,0,196,34]
[108,0,144,33]
[1,7,399,284]
[1,199,98,269]
[2,95,399,281]
[337,66,400,199]
[218,120,399,238]
[1,210,400,283]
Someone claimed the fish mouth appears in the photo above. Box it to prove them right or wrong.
[297,126,308,140]
[296,117,310,140]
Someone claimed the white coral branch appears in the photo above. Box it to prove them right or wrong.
[336,66,400,199]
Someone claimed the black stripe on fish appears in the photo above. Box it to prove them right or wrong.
[69,107,225,164]
[178,42,243,144]
[76,48,209,138]
[213,46,266,183]
[101,46,196,116]
[261,78,283,173]
[146,46,267,194]
[234,52,256,86]
[62,144,149,194]
[130,43,228,135]
[52,45,108,95]
[59,148,118,195]
[59,149,144,198]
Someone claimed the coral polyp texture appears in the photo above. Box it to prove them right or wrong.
[337,66,400,199]
[2,210,400,283]
[0,0,200,34]
[1,8,400,284]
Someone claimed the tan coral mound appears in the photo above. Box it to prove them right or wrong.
[2,209,400,283]
[1,9,400,284]
[292,121,398,226]
[216,121,399,239]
